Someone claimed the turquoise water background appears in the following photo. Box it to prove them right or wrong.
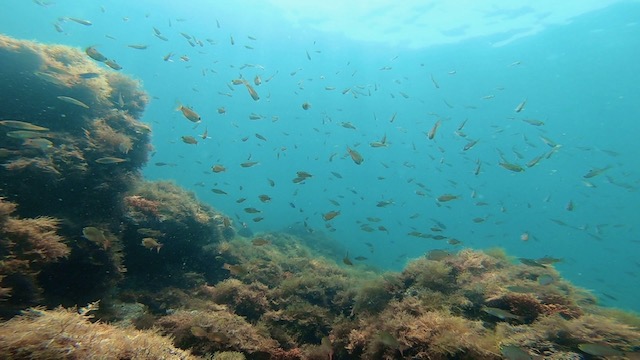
[2,1,639,312]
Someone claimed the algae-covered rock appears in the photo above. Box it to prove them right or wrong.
[0,303,197,360]
[0,34,232,312]
[0,34,150,220]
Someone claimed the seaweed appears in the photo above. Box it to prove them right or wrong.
[0,197,69,315]
[0,303,196,359]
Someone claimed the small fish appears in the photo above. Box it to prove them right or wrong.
[82,227,110,249]
[181,136,198,144]
[0,120,49,131]
[95,157,127,164]
[252,238,270,246]
[514,99,527,112]
[244,207,261,213]
[23,138,53,150]
[301,102,311,110]
[482,307,524,322]
[222,263,247,276]
[57,96,89,108]
[258,194,271,203]
[536,256,562,265]
[323,211,340,221]
[141,237,163,252]
[370,134,388,148]
[437,194,459,202]
[163,52,174,61]
[430,74,439,88]
[526,153,545,168]
[538,136,558,149]
[255,133,267,141]
[176,105,201,122]
[240,161,259,168]
[583,166,612,179]
[499,162,524,172]
[79,72,100,79]
[253,75,261,86]
[427,120,441,140]
[342,252,353,266]
[426,249,451,261]
[236,198,246,203]
[67,17,92,26]
[340,122,357,130]
[104,59,122,70]
[137,228,164,238]
[200,127,209,140]
[243,80,260,101]
[354,256,368,261]
[522,118,544,126]
[292,177,306,184]
[376,199,394,207]
[474,161,482,176]
[565,200,574,211]
[463,139,479,151]
[85,46,107,62]
[211,164,226,173]
[346,146,364,165]
[252,217,264,222]
[519,258,547,268]
[127,44,148,50]
[211,188,228,195]
[457,118,468,131]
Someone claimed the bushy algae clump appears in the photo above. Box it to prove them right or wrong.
[0,302,196,360]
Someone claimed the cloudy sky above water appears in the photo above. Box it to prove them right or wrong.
[267,0,625,48]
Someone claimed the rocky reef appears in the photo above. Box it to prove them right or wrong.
[1,34,639,359]
[0,34,232,315]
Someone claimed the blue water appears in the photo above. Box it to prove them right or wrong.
[3,1,639,312]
